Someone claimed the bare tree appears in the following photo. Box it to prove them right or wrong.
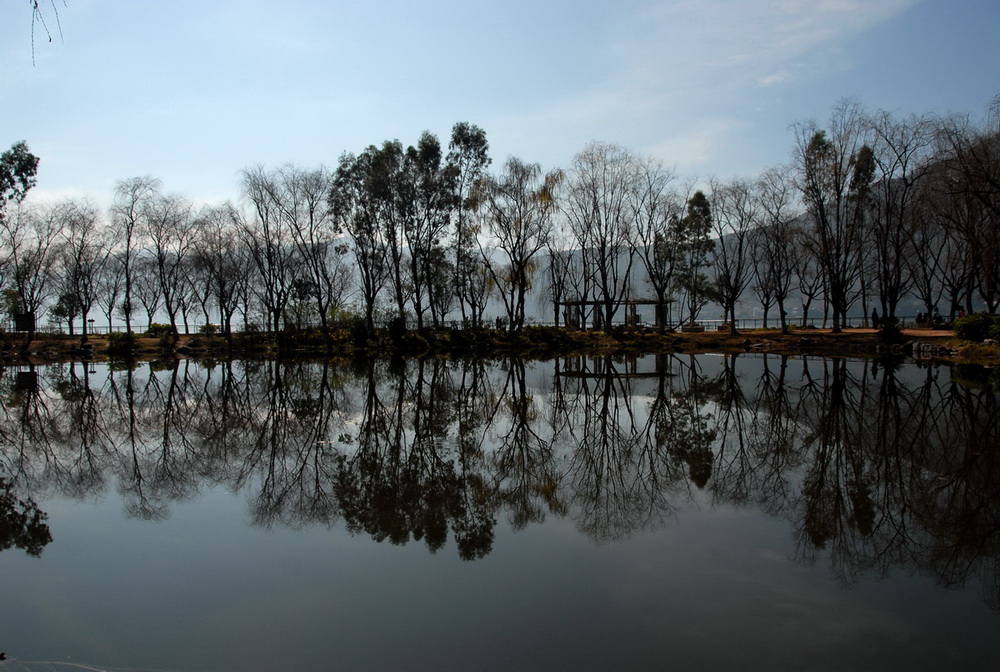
[132,254,162,332]
[866,109,935,322]
[545,221,577,328]
[54,199,107,342]
[752,167,801,333]
[110,176,160,334]
[145,193,195,341]
[793,100,874,332]
[238,166,301,331]
[710,177,759,334]
[0,202,60,335]
[906,190,949,322]
[793,233,825,326]
[564,142,640,332]
[632,157,682,331]
[933,104,1000,312]
[190,203,249,341]
[27,0,65,64]
[261,165,351,333]
[96,249,126,333]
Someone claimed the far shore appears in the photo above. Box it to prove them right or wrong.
[3,324,997,367]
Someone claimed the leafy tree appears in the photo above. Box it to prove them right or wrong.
[1,289,22,321]
[50,291,82,333]
[330,149,392,330]
[0,141,39,211]
[675,190,714,327]
[447,122,491,325]
[0,141,40,329]
[332,141,412,326]
[476,157,562,331]
[402,132,458,329]
[427,244,456,326]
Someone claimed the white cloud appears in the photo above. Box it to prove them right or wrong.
[758,71,792,87]
[522,0,923,175]
[22,187,93,206]
[645,117,750,171]
[612,0,920,97]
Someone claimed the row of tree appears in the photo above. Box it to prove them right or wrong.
[1,96,998,341]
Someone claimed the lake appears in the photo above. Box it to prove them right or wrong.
[0,354,997,671]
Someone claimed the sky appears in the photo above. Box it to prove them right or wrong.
[2,0,999,209]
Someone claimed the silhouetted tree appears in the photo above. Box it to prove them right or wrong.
[448,122,491,326]
[675,190,714,327]
[793,101,874,332]
[0,477,52,557]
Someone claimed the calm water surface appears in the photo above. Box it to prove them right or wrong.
[0,354,997,671]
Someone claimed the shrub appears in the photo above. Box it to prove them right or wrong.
[106,331,136,355]
[878,319,905,345]
[199,323,218,335]
[348,317,370,347]
[146,323,173,338]
[955,312,1000,342]
[387,316,407,344]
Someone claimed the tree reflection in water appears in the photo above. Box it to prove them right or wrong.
[0,355,997,607]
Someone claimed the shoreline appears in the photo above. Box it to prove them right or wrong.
[3,325,996,367]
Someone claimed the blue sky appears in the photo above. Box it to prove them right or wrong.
[2,0,999,207]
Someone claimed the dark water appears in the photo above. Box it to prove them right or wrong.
[0,354,997,671]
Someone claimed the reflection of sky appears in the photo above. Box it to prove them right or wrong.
[2,484,996,672]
